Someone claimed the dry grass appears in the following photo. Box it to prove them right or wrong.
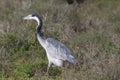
[0,0,120,80]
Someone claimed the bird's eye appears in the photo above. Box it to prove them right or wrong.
[32,13,36,17]
[32,15,35,17]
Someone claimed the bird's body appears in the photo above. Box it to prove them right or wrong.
[24,13,77,73]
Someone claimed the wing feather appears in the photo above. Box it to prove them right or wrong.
[45,38,76,63]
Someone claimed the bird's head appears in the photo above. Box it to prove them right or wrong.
[23,13,41,25]
[23,13,39,20]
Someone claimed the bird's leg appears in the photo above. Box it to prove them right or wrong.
[46,62,52,74]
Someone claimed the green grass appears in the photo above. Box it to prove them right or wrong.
[0,0,120,80]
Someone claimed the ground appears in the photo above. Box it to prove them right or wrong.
[0,0,120,80]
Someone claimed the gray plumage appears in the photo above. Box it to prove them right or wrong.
[45,38,76,63]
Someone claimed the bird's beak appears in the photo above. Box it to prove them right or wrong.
[23,15,32,20]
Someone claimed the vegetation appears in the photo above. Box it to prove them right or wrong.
[0,0,120,80]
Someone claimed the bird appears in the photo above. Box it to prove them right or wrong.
[23,13,77,73]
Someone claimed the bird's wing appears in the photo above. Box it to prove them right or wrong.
[45,38,76,63]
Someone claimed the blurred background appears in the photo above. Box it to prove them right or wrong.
[0,0,120,80]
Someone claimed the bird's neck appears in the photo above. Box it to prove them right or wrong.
[36,17,43,36]
[36,18,45,48]
[36,25,42,36]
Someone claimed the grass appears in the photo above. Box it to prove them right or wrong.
[0,0,120,80]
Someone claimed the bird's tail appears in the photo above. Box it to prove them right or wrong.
[68,58,77,64]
